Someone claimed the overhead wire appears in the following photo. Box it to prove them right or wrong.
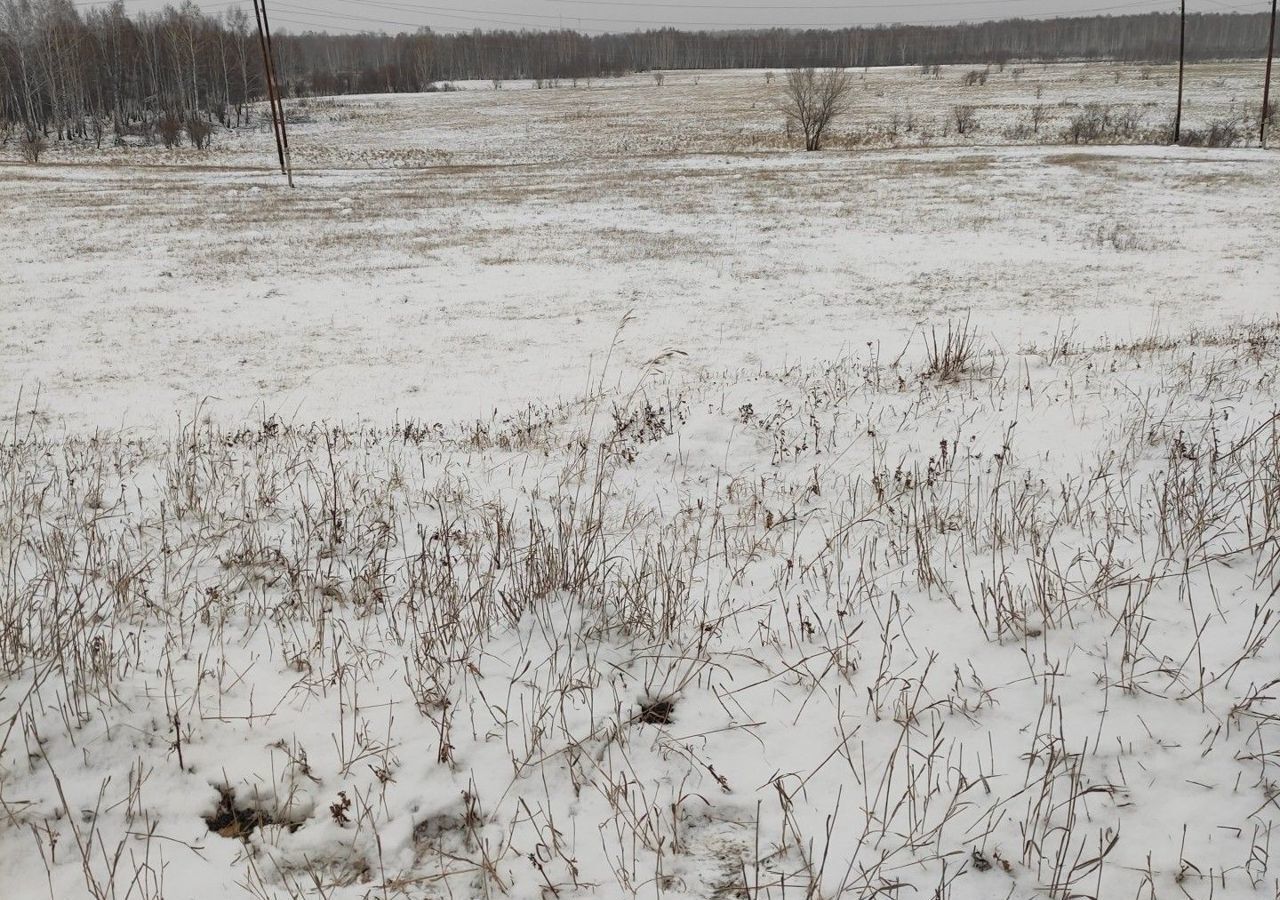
[68,0,1267,35]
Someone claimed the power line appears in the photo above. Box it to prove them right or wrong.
[70,0,1261,33]
[545,0,1127,8]
[58,0,1275,38]
[266,0,1174,35]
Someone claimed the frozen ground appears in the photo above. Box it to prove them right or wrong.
[2,62,1280,900]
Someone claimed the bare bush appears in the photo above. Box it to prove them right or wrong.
[157,112,183,149]
[19,130,46,163]
[1061,103,1144,144]
[952,104,978,135]
[186,116,212,150]
[780,67,854,151]
[961,69,988,87]
[1179,118,1241,147]
[1063,104,1110,143]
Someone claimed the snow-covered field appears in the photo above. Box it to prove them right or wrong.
[2,62,1280,900]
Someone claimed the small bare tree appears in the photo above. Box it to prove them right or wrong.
[1030,105,1050,134]
[952,105,978,135]
[20,131,47,164]
[780,67,853,151]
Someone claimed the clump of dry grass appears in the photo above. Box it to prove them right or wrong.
[923,314,983,382]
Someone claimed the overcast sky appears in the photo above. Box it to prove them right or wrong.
[104,0,1260,35]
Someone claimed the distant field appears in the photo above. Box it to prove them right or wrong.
[2,60,1280,900]
[2,63,1278,432]
[3,60,1276,169]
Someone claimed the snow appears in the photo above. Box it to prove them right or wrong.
[1,62,1279,900]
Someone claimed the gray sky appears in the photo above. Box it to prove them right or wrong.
[102,0,1261,34]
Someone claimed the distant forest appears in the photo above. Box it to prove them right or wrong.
[0,0,1274,142]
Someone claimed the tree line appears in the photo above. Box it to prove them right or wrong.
[1,0,1274,147]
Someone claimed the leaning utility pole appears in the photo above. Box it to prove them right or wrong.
[1263,0,1277,147]
[252,0,293,187]
[1173,0,1187,144]
[251,0,283,174]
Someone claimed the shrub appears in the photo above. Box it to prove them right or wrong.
[187,116,212,150]
[952,105,978,135]
[1063,104,1109,143]
[1061,104,1144,144]
[19,131,46,163]
[157,112,183,148]
[1179,119,1240,147]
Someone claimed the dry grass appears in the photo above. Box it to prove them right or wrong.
[3,315,1279,897]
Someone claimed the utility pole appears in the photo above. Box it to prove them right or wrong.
[1173,0,1187,144]
[1263,0,1277,147]
[260,0,293,187]
[252,0,293,187]
[251,0,283,175]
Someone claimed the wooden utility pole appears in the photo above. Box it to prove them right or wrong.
[1173,0,1187,144]
[1264,0,1277,147]
[251,0,283,174]
[260,0,293,187]
[251,0,292,187]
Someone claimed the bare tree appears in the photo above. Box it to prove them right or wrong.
[780,67,853,151]
[952,104,978,134]
[1030,104,1049,133]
